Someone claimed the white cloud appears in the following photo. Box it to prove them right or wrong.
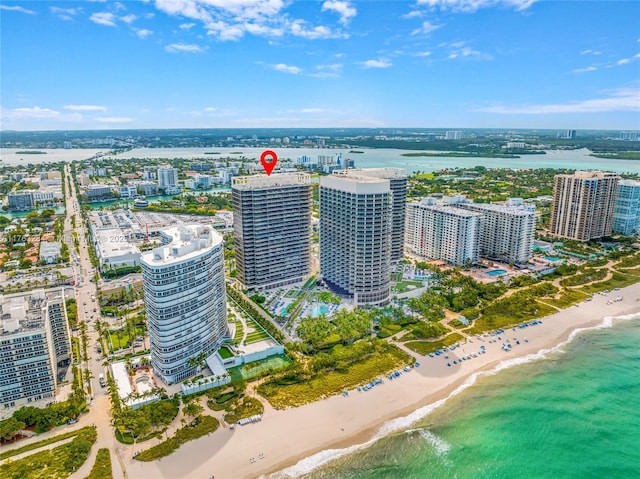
[572,66,597,73]
[617,58,631,65]
[359,58,392,68]
[64,105,107,111]
[321,1,356,25]
[448,47,492,60]
[50,7,80,21]
[415,51,432,57]
[8,106,60,119]
[473,88,640,114]
[155,0,347,41]
[272,63,302,74]
[402,10,423,19]
[0,5,36,14]
[580,49,601,55]
[416,0,537,13]
[309,63,343,78]
[287,108,326,113]
[90,12,117,27]
[95,117,134,123]
[204,107,217,112]
[411,21,442,35]
[165,42,206,53]
[135,28,154,39]
[120,14,137,24]
[289,20,346,39]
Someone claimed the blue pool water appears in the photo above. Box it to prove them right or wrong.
[310,304,330,318]
[545,256,561,262]
[486,269,508,277]
[414,275,432,281]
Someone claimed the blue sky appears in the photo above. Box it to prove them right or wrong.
[1,0,639,131]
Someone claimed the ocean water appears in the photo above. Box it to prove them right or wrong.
[279,313,640,479]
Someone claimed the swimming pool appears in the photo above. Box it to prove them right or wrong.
[310,304,330,318]
[544,256,561,262]
[487,269,508,277]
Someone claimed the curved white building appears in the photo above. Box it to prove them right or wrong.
[141,224,228,385]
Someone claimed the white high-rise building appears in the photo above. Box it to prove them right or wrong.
[232,173,312,290]
[405,198,481,266]
[457,198,537,264]
[141,225,228,385]
[157,165,179,191]
[320,174,392,306]
[0,290,71,409]
[613,179,640,235]
[334,168,407,262]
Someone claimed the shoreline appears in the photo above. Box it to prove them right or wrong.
[124,283,640,479]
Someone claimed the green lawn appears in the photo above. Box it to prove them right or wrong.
[244,318,270,343]
[258,346,413,409]
[543,289,591,309]
[107,326,145,352]
[0,426,96,479]
[232,318,244,344]
[84,448,112,479]
[0,426,94,461]
[218,346,234,359]
[392,280,424,293]
[404,332,465,356]
[134,416,219,462]
[579,272,640,294]
[228,355,292,381]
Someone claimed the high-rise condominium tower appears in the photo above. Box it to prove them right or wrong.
[232,173,312,289]
[458,198,536,264]
[550,171,620,241]
[613,179,640,236]
[405,198,481,266]
[335,168,407,262]
[141,225,228,385]
[320,174,392,306]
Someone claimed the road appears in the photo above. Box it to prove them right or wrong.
[60,165,128,479]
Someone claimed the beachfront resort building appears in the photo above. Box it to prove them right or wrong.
[141,224,228,385]
[232,173,312,290]
[335,168,407,262]
[0,290,71,409]
[319,173,392,306]
[457,198,536,264]
[613,179,640,236]
[550,171,620,241]
[405,197,481,266]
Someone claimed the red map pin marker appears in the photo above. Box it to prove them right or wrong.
[260,150,278,176]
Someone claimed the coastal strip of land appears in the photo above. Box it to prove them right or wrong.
[120,282,640,479]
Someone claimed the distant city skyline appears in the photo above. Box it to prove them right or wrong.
[1,0,639,131]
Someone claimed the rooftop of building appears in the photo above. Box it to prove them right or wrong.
[619,179,640,186]
[0,289,65,336]
[557,170,621,179]
[411,198,483,217]
[142,224,223,266]
[94,227,141,258]
[232,172,311,189]
[335,167,407,179]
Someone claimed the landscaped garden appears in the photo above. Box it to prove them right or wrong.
[0,426,97,479]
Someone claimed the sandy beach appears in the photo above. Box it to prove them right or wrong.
[120,283,640,479]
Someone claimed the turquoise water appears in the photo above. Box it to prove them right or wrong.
[282,313,640,479]
[486,269,507,277]
[310,304,330,318]
[545,256,562,262]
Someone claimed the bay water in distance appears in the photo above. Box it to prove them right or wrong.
[285,314,640,479]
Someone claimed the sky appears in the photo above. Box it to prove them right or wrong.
[1,0,639,131]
